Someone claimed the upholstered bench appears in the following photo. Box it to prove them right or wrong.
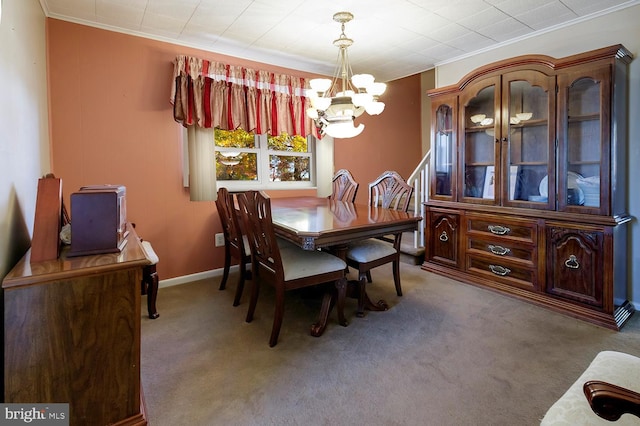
[541,351,640,425]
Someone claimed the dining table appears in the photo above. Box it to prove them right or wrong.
[269,196,422,337]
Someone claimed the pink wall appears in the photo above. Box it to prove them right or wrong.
[334,75,422,205]
[46,19,422,280]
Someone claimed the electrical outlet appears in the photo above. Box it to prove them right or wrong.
[215,233,225,247]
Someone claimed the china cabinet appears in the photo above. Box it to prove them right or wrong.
[424,45,634,330]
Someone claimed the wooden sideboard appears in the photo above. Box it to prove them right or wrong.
[2,223,148,425]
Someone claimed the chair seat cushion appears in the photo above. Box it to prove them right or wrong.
[280,247,346,281]
[541,351,640,425]
[141,241,159,264]
[346,238,396,263]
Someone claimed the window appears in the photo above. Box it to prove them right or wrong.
[214,128,316,190]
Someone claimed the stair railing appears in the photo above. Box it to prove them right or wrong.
[407,150,430,249]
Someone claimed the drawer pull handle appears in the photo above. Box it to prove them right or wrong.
[488,245,510,256]
[439,231,449,242]
[564,254,580,269]
[488,225,510,235]
[489,265,511,276]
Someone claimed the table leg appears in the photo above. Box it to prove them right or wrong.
[310,277,349,337]
[354,274,388,318]
[330,243,389,318]
[310,291,332,337]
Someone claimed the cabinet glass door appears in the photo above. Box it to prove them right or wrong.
[462,82,497,202]
[566,77,602,209]
[433,103,454,198]
[503,74,554,207]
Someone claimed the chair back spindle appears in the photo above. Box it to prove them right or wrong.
[237,191,284,282]
[215,188,251,306]
[368,170,414,212]
[330,169,359,203]
[215,188,244,252]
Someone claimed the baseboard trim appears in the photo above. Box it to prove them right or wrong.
[158,266,238,288]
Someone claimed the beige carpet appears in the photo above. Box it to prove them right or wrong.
[140,263,640,426]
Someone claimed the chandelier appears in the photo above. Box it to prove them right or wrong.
[306,12,386,139]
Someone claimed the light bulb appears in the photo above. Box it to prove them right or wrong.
[351,74,375,89]
[352,93,373,107]
[365,101,385,115]
[368,82,386,96]
[309,78,332,93]
[306,107,319,119]
[336,90,355,97]
[312,97,331,111]
[325,121,365,138]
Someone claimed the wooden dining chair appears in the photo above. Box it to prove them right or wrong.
[215,187,251,307]
[237,190,348,347]
[330,169,359,202]
[345,170,414,316]
[140,240,160,319]
[131,223,160,319]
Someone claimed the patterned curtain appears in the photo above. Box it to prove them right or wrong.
[171,55,318,138]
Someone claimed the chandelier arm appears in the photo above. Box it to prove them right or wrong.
[329,49,343,96]
[343,48,356,93]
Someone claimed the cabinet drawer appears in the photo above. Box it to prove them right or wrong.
[467,214,537,242]
[467,237,534,263]
[467,255,536,290]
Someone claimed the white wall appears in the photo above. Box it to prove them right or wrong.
[433,4,640,305]
[0,0,50,279]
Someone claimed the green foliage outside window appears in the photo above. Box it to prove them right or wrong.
[267,133,310,182]
[269,155,310,181]
[267,133,308,152]
[215,128,256,181]
[214,128,310,182]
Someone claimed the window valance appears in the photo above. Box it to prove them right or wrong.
[171,55,318,138]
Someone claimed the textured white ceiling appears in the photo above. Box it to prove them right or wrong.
[40,0,638,82]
